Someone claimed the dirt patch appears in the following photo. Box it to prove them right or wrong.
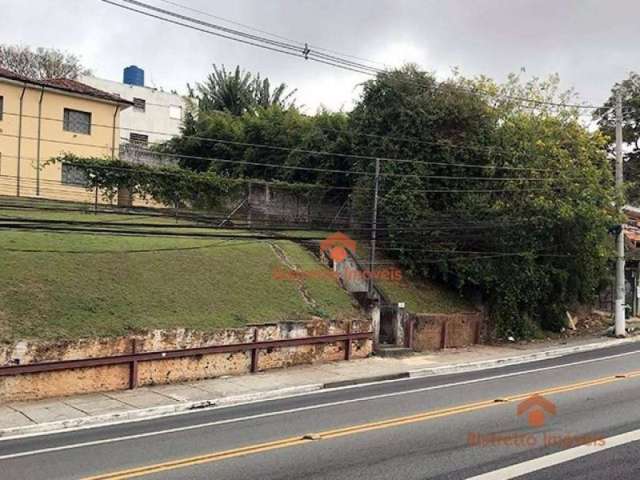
[568,309,611,335]
[269,242,319,310]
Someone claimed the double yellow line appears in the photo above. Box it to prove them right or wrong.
[84,368,640,480]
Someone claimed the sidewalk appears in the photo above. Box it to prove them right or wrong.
[1,334,637,439]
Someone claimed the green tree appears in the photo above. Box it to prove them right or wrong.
[350,66,616,337]
[165,102,353,191]
[595,72,640,203]
[253,74,297,110]
[166,63,616,338]
[194,64,296,116]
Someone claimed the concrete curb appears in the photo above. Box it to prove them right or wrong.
[408,335,640,378]
[2,335,638,440]
[323,372,410,389]
[0,384,322,440]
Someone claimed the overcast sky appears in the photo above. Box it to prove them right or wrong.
[3,0,639,112]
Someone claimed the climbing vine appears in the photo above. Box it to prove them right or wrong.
[48,154,332,209]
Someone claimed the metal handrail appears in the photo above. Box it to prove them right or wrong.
[0,330,373,389]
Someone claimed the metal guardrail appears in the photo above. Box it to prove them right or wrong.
[0,329,373,389]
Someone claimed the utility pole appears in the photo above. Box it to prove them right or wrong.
[368,158,380,296]
[615,91,626,337]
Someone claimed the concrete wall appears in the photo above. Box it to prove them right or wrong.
[410,312,483,351]
[102,179,346,221]
[119,143,178,168]
[0,318,372,402]
[333,251,369,294]
[0,78,124,201]
[247,183,345,226]
[80,76,186,145]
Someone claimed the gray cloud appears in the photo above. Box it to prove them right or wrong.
[3,0,639,112]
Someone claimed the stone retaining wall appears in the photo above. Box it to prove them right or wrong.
[0,318,371,402]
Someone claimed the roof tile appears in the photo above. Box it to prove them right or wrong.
[0,67,132,105]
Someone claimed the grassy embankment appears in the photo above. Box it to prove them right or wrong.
[354,242,474,314]
[0,201,474,341]
[0,206,359,341]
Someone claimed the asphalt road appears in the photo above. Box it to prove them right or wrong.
[517,439,640,479]
[3,341,640,479]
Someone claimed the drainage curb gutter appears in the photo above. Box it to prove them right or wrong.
[2,335,638,440]
[0,384,322,440]
[408,336,640,378]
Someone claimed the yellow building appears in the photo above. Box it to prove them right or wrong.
[0,67,133,202]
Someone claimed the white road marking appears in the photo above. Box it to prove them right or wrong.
[1,341,635,445]
[466,428,640,479]
[1,347,640,460]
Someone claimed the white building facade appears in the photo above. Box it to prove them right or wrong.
[80,73,186,147]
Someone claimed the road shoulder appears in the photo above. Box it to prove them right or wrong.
[1,334,638,440]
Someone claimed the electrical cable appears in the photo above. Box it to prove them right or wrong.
[0,109,589,173]
[0,134,596,186]
[101,0,605,110]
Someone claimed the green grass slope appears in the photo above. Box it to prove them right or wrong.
[354,242,474,314]
[0,209,359,341]
[376,275,474,313]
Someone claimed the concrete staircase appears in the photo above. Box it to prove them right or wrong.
[314,244,410,353]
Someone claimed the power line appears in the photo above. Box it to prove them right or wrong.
[0,221,328,241]
[0,183,579,263]
[0,240,258,254]
[0,210,546,240]
[0,240,567,260]
[100,0,376,76]
[0,109,568,172]
[0,185,557,235]
[128,136,543,173]
[0,217,546,242]
[1,134,584,185]
[115,0,382,75]
[115,145,566,182]
[0,166,586,207]
[0,220,570,259]
[0,187,578,266]
[0,164,588,199]
[117,142,602,185]
[0,192,552,235]
[0,156,355,192]
[0,195,542,229]
[0,182,540,227]
[101,0,604,110]
[0,177,552,230]
[155,0,389,69]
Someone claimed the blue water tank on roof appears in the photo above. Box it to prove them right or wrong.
[123,65,144,86]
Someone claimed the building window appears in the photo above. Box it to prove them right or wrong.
[133,97,146,112]
[63,108,91,134]
[169,105,182,120]
[0,96,3,120]
[61,163,89,186]
[129,132,149,147]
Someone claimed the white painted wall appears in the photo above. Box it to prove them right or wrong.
[79,75,187,145]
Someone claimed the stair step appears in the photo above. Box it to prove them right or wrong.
[375,345,413,357]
